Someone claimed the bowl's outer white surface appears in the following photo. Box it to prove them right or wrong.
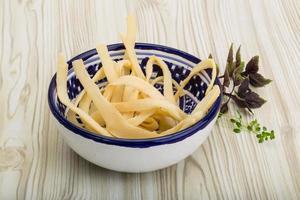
[54,115,217,173]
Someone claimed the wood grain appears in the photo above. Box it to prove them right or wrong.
[0,0,300,199]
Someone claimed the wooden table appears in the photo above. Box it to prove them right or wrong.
[1,0,299,199]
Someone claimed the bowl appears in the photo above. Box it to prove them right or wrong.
[48,43,221,173]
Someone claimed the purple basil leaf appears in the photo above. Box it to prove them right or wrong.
[232,95,247,108]
[226,44,234,77]
[235,45,241,69]
[237,77,250,98]
[223,68,230,87]
[244,91,266,108]
[245,56,259,75]
[227,44,233,64]
[249,73,272,87]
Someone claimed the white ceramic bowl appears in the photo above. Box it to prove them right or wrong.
[48,43,221,173]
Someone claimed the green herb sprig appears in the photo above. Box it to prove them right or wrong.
[230,112,275,143]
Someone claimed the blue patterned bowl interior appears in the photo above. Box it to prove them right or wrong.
[57,44,212,118]
[48,43,221,147]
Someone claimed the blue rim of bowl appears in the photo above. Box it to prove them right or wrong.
[48,43,222,148]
